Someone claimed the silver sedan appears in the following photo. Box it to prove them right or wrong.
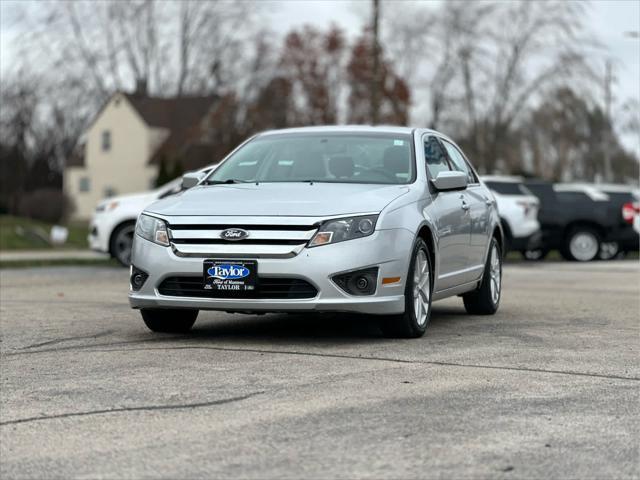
[129,126,503,338]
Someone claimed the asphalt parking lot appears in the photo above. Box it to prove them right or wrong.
[1,262,638,479]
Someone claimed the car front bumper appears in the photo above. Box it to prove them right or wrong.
[128,228,414,315]
[87,213,113,253]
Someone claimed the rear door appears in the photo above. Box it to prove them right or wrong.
[440,139,489,282]
[423,135,470,291]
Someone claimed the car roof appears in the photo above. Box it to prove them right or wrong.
[258,125,415,136]
[480,175,525,183]
[592,183,640,194]
[553,184,610,201]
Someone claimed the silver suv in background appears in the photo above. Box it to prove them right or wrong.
[129,126,504,338]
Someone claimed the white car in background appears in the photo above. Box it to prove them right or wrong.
[89,166,216,266]
[481,176,541,254]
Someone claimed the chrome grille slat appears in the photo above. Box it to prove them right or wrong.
[171,243,306,257]
[170,229,316,241]
[168,220,318,258]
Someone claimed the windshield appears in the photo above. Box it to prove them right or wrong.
[205,133,415,185]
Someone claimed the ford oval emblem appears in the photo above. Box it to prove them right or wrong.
[220,228,249,241]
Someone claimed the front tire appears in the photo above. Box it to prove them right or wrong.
[463,238,502,315]
[141,309,198,333]
[381,239,432,338]
[110,221,136,267]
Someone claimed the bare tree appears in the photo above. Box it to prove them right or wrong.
[278,25,348,125]
[383,0,596,172]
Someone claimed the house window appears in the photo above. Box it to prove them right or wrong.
[104,186,117,198]
[79,177,90,192]
[102,130,111,151]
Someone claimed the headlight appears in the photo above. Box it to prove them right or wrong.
[308,215,378,247]
[135,214,170,246]
[95,201,119,213]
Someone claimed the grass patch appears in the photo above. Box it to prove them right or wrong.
[0,215,89,250]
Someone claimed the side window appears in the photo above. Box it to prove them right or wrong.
[424,136,451,178]
[441,140,475,184]
[79,177,90,192]
[102,130,111,151]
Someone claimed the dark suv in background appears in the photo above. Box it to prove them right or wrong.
[522,180,639,261]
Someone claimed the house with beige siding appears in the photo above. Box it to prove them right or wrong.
[65,92,218,220]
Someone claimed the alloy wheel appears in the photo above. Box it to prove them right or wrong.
[489,245,501,305]
[569,231,599,261]
[413,250,430,326]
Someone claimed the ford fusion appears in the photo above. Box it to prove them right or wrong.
[129,126,503,338]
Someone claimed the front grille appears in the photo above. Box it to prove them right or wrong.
[158,276,318,299]
[168,222,318,258]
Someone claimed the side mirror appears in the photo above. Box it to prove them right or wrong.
[431,171,468,191]
[181,171,204,190]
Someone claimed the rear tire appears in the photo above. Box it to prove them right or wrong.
[381,239,432,338]
[141,309,198,333]
[463,238,502,315]
[598,241,620,260]
[521,248,549,261]
[562,226,601,262]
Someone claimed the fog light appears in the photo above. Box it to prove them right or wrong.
[355,276,369,290]
[332,267,378,296]
[130,265,149,291]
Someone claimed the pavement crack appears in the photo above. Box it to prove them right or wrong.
[420,360,639,382]
[17,330,116,350]
[0,391,264,427]
[89,345,416,365]
[4,340,638,382]
[4,336,190,356]
[76,345,639,382]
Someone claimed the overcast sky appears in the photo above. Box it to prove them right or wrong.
[2,0,637,101]
[271,1,639,102]
[269,0,640,153]
[1,0,639,150]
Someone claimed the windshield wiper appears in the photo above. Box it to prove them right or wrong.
[204,178,251,185]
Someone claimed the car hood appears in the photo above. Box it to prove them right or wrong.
[145,183,410,217]
[96,191,157,210]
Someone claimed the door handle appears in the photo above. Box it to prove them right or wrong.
[461,201,470,211]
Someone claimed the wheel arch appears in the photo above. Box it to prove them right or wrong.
[492,224,505,258]
[108,218,137,258]
[416,223,437,278]
[563,220,605,239]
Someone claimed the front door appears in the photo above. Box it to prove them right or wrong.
[440,139,490,282]
[424,135,471,291]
